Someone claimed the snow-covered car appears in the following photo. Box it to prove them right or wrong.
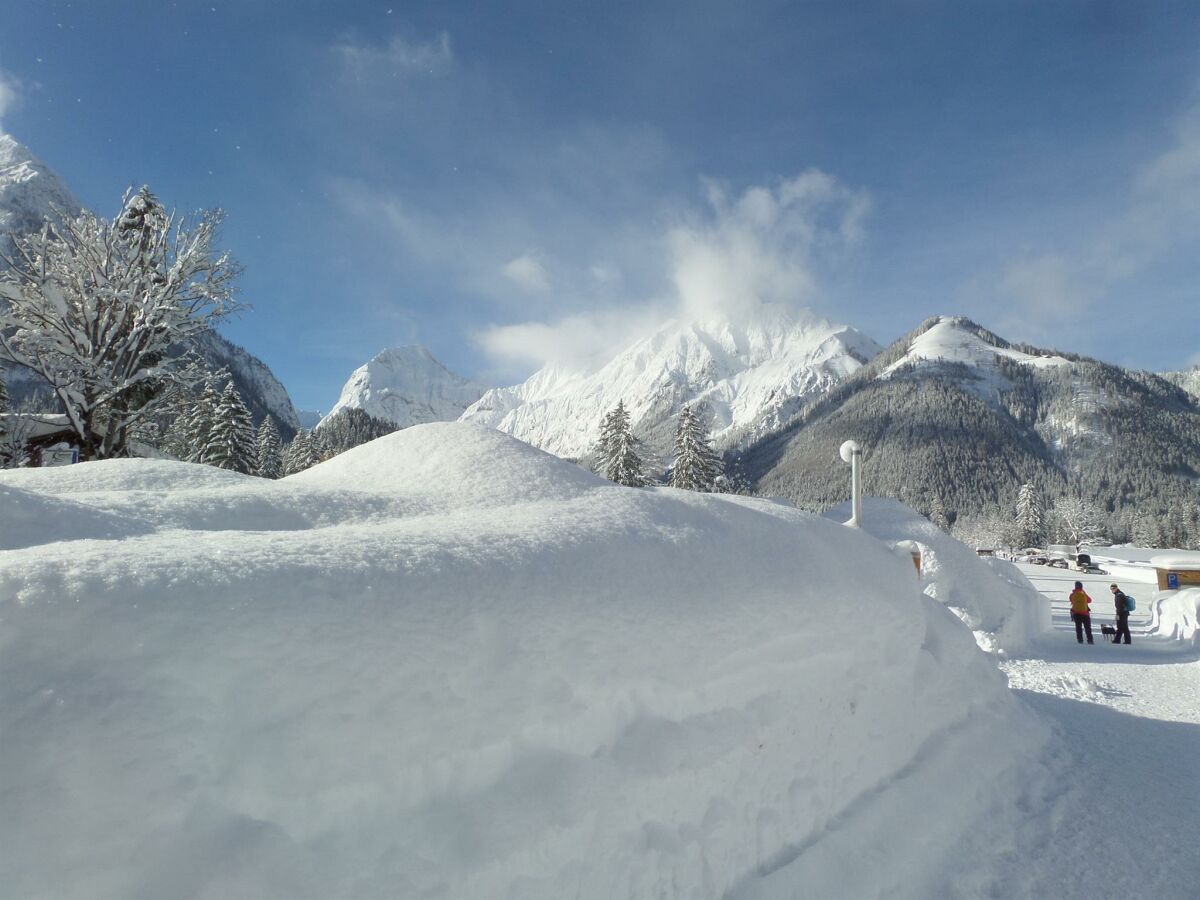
[1048,558,1069,569]
[1028,556,1048,566]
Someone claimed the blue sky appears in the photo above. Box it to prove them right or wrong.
[1,0,1199,411]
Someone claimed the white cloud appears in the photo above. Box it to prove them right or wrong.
[334,32,453,81]
[502,253,550,293]
[475,306,664,372]
[0,70,21,128]
[1000,254,1094,320]
[474,170,872,371]
[999,100,1200,324]
[670,170,869,321]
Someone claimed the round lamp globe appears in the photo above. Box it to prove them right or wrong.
[839,439,860,464]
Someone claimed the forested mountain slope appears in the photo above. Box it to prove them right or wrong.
[742,317,1200,528]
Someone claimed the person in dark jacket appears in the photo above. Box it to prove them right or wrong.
[1068,581,1094,644]
[1110,583,1132,645]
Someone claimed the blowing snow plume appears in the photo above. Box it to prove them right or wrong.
[476,169,872,372]
[669,170,870,324]
[463,172,879,459]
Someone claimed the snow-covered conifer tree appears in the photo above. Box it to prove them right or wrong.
[255,417,283,479]
[1015,483,1046,547]
[597,401,647,487]
[282,429,323,476]
[0,187,240,460]
[204,383,255,472]
[183,379,223,463]
[670,403,722,491]
[928,495,950,531]
[316,408,397,455]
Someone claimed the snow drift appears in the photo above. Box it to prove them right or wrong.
[1148,588,1200,646]
[0,424,1046,899]
[824,497,1052,655]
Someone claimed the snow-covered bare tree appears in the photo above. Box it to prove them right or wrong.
[596,401,647,487]
[0,186,240,460]
[1051,495,1106,547]
[670,403,722,491]
[204,382,255,473]
[255,417,283,479]
[1015,483,1046,547]
[1130,514,1163,549]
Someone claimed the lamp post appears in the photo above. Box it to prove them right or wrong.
[839,439,862,528]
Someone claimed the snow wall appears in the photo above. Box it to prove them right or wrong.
[1148,588,1200,647]
[0,424,1047,899]
[825,497,1052,655]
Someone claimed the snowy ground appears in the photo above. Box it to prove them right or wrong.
[989,564,1200,899]
[1,432,1196,899]
[716,529,1200,899]
[0,425,1050,900]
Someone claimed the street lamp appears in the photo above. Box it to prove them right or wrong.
[839,439,862,528]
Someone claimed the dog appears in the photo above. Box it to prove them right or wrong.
[1099,623,1117,642]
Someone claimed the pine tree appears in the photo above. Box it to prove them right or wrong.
[309,426,333,464]
[255,417,283,479]
[187,379,223,463]
[0,369,8,414]
[1015,483,1046,547]
[597,401,647,487]
[928,494,950,531]
[670,403,722,491]
[282,429,323,475]
[204,383,255,473]
[316,408,397,455]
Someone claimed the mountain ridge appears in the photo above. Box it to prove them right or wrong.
[319,345,487,430]
[461,304,882,461]
[741,315,1200,532]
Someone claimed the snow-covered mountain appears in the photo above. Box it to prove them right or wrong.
[0,132,82,261]
[0,131,301,437]
[1162,367,1200,401]
[188,329,301,437]
[461,305,881,460]
[880,316,1070,381]
[320,345,487,429]
[296,409,324,429]
[744,315,1200,523]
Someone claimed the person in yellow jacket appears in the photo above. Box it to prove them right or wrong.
[1068,581,1094,644]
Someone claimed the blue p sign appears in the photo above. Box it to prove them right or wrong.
[1168,572,1179,590]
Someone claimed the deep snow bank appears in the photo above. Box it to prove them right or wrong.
[0,424,1045,899]
[1148,587,1200,646]
[824,498,1052,655]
